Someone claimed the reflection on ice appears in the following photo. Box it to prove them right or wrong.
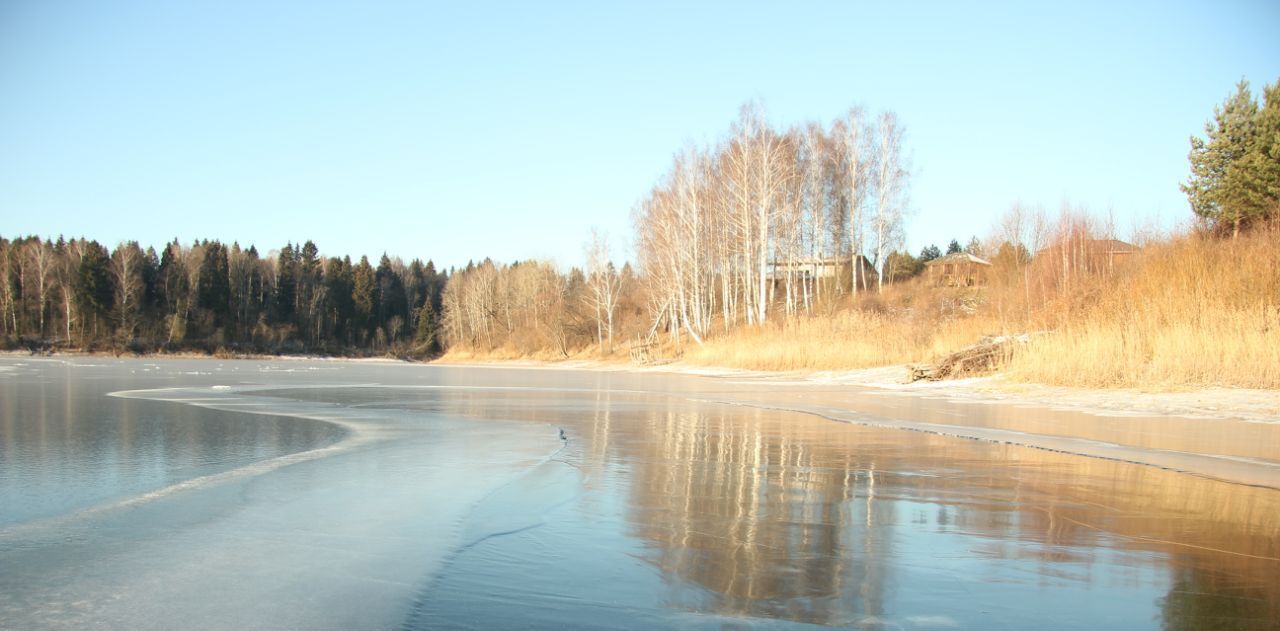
[378,385,1277,629]
[0,358,1277,630]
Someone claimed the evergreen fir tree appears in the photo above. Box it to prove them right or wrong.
[414,302,435,351]
[1241,81,1280,221]
[351,256,376,345]
[198,241,231,329]
[1181,79,1278,237]
[74,241,115,342]
[324,256,355,345]
[273,243,297,325]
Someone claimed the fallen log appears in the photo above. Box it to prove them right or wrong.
[908,334,1038,382]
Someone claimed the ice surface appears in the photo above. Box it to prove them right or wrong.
[1,358,1277,629]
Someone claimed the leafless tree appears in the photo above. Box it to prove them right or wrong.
[870,111,908,291]
[0,241,16,336]
[834,107,871,296]
[23,239,55,337]
[724,102,794,324]
[798,121,831,311]
[111,241,144,340]
[441,258,589,355]
[584,228,623,352]
[630,101,911,338]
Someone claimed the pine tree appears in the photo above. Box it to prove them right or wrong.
[296,241,322,342]
[323,256,354,345]
[351,256,376,345]
[74,240,115,343]
[1182,79,1279,237]
[198,241,231,329]
[158,241,189,345]
[273,243,297,325]
[423,260,445,315]
[406,259,427,316]
[1241,81,1280,221]
[141,246,161,321]
[375,254,406,343]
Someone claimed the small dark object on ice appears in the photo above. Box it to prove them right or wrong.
[559,428,567,441]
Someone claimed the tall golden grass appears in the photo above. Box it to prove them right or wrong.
[1007,229,1280,388]
[682,296,1001,372]
[440,218,1277,390]
[439,344,626,364]
[686,227,1280,389]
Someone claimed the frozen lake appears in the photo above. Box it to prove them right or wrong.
[1,357,1277,629]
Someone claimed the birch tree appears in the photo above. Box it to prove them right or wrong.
[799,121,831,310]
[111,241,144,340]
[725,102,793,324]
[0,240,16,336]
[584,229,623,352]
[834,107,871,296]
[24,239,55,337]
[630,100,912,337]
[870,111,908,291]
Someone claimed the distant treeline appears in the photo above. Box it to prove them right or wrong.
[0,237,448,356]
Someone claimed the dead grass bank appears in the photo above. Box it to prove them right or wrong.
[1007,229,1280,388]
[682,307,998,373]
[685,228,1280,389]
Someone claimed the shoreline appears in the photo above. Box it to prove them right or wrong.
[436,357,1280,489]
[7,348,1277,423]
[0,347,416,364]
[434,355,1280,425]
[3,351,1277,489]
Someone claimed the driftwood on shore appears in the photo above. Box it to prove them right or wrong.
[908,334,1037,382]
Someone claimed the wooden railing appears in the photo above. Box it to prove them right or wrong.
[628,337,656,365]
[627,334,678,366]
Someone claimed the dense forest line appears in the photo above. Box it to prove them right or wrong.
[0,233,656,359]
[0,228,976,360]
[0,237,449,356]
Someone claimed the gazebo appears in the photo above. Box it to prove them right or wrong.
[925,252,992,287]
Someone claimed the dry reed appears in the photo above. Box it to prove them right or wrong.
[686,228,1279,389]
[443,222,1278,390]
[1007,229,1280,388]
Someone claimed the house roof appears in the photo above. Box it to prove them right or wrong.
[1036,238,1139,257]
[926,252,992,266]
[1088,238,1138,253]
[769,255,874,266]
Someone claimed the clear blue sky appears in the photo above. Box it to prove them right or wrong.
[2,1,1277,269]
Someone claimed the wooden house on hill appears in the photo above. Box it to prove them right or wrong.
[1036,238,1138,278]
[768,255,877,291]
[925,252,992,287]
